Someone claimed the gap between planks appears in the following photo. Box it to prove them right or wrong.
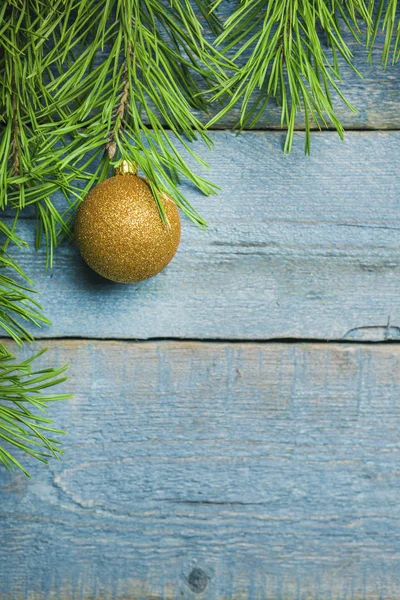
[5,336,400,346]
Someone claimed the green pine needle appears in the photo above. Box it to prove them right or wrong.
[369,0,400,65]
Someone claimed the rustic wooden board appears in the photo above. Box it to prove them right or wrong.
[9,131,400,342]
[1,340,400,599]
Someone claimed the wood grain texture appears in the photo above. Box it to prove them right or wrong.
[9,131,400,342]
[1,340,400,599]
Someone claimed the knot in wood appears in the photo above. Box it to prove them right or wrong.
[187,567,208,594]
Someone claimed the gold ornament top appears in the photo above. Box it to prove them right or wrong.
[115,160,138,176]
[75,172,181,283]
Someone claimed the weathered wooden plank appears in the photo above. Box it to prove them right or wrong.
[8,131,400,342]
[1,339,400,599]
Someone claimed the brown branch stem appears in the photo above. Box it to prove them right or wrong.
[10,6,20,183]
[11,90,20,184]
[106,44,133,160]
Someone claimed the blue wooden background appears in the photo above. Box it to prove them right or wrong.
[1,10,400,600]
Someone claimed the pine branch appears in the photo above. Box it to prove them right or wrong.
[0,344,69,477]
[208,0,372,152]
[11,93,20,181]
[0,0,224,473]
[0,0,226,238]
[0,221,70,475]
[106,43,133,160]
[0,2,76,474]
[0,219,49,346]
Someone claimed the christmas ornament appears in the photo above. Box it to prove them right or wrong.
[75,163,181,283]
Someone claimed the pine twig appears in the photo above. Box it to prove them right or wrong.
[11,92,20,183]
[0,345,70,477]
[208,0,372,152]
[106,44,133,160]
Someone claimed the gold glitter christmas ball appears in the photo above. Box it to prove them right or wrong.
[75,168,181,283]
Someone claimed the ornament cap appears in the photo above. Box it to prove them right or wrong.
[115,160,138,176]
